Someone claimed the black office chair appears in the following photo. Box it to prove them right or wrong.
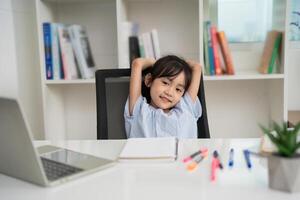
[95,68,210,139]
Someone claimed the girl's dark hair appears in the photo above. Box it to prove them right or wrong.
[142,55,192,103]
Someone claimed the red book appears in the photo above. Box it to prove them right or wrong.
[217,31,235,75]
[210,26,222,75]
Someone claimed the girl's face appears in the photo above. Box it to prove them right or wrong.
[148,71,186,112]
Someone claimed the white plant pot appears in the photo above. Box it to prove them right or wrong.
[268,154,300,193]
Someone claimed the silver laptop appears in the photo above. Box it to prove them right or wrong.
[0,97,115,187]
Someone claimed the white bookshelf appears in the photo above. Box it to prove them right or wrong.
[45,79,95,85]
[35,0,289,139]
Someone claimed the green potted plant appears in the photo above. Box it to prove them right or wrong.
[260,121,300,193]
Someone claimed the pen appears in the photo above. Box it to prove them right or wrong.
[183,148,208,163]
[186,151,208,172]
[213,150,223,169]
[175,138,179,161]
[211,157,219,181]
[228,148,234,168]
[243,149,252,169]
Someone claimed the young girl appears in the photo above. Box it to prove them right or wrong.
[124,55,202,138]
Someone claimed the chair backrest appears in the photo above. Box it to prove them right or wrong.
[95,69,210,139]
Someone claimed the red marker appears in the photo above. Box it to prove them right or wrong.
[211,157,219,181]
[183,148,208,163]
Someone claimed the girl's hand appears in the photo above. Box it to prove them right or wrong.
[132,58,156,70]
[186,60,202,72]
[186,60,202,102]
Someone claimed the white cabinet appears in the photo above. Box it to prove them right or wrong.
[35,0,288,139]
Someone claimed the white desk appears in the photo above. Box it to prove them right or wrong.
[0,139,299,200]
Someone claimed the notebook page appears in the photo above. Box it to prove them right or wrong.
[119,137,177,160]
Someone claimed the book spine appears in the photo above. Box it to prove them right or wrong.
[43,22,53,80]
[203,21,210,75]
[69,25,95,79]
[210,25,222,75]
[151,29,161,59]
[50,23,62,80]
[129,36,140,66]
[57,24,78,80]
[258,31,278,74]
[217,31,235,75]
[142,32,151,58]
[145,32,155,59]
[206,22,215,75]
[138,35,145,58]
[268,33,282,74]
[57,24,68,79]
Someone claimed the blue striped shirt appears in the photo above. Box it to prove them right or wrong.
[124,93,202,138]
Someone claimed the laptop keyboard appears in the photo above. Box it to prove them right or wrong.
[41,157,83,181]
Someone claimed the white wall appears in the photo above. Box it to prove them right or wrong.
[0,0,18,99]
[0,0,43,139]
[287,48,300,111]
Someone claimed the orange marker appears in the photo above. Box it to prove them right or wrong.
[186,151,208,171]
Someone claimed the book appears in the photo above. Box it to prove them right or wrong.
[142,32,155,59]
[210,25,222,75]
[68,25,95,79]
[217,31,235,75]
[268,33,282,74]
[138,35,145,58]
[119,22,138,68]
[205,21,215,75]
[258,30,281,74]
[57,24,79,80]
[151,29,161,59]
[118,137,178,162]
[50,23,63,80]
[42,23,53,79]
[203,22,210,75]
[129,36,140,66]
[43,22,63,80]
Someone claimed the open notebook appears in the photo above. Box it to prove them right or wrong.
[118,137,178,162]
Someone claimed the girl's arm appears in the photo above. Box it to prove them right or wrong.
[129,58,155,115]
[186,60,202,102]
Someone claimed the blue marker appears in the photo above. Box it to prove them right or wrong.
[228,148,234,167]
[243,149,252,169]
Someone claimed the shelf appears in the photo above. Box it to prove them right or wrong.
[204,71,284,81]
[45,79,95,85]
[44,72,284,85]
[42,0,112,3]
[45,77,130,85]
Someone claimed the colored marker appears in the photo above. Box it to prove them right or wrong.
[243,149,252,169]
[213,150,223,169]
[183,148,208,163]
[186,151,208,172]
[211,157,219,181]
[228,148,234,168]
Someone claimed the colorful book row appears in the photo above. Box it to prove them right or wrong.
[203,21,235,76]
[129,29,161,66]
[43,23,95,80]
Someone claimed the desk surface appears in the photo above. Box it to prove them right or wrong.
[1,139,300,200]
